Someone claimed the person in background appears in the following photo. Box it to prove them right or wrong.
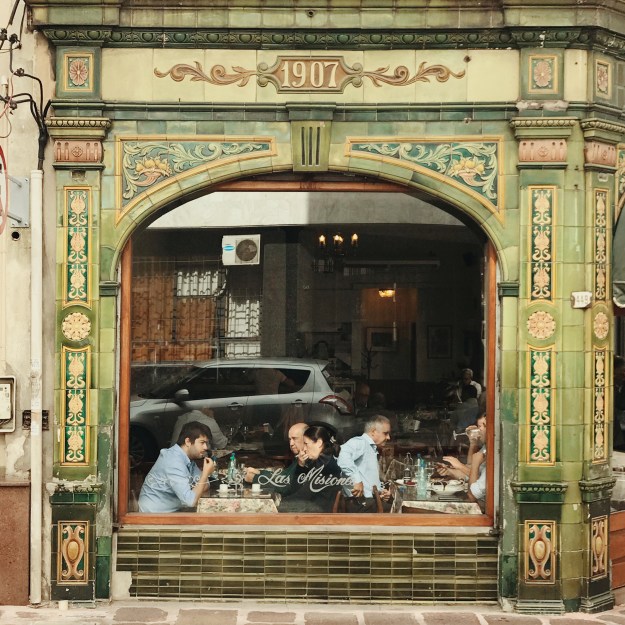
[337,415,392,511]
[246,422,308,493]
[353,382,371,414]
[451,384,480,433]
[456,368,482,403]
[278,425,343,513]
[139,421,215,513]
[171,407,228,449]
[614,355,625,451]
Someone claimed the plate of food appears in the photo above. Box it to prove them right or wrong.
[429,479,465,494]
[395,478,417,487]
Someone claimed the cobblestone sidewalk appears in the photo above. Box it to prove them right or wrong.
[1,600,625,625]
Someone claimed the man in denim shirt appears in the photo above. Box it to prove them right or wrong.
[139,421,215,513]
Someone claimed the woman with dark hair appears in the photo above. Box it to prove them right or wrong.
[278,424,343,513]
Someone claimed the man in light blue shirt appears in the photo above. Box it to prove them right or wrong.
[139,421,215,513]
[337,415,392,509]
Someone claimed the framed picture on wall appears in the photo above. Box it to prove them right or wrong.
[427,325,452,359]
[366,327,395,352]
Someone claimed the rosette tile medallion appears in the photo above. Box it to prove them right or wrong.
[593,312,609,341]
[61,312,91,342]
[529,55,558,94]
[527,310,556,340]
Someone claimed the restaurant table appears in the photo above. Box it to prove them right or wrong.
[197,490,279,514]
[401,500,482,514]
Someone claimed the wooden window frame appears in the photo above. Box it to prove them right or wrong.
[117,189,497,528]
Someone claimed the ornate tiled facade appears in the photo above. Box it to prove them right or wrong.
[13,0,622,613]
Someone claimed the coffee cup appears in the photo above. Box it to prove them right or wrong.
[251,483,261,493]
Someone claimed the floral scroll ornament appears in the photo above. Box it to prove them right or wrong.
[155,57,465,93]
[595,191,607,302]
[62,312,91,341]
[60,523,87,582]
[529,350,553,464]
[591,516,608,578]
[527,310,556,340]
[530,188,553,300]
[349,141,499,211]
[526,522,554,582]
[593,312,609,340]
[596,61,610,97]
[121,140,271,205]
[594,350,607,461]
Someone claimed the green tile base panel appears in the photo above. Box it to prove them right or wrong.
[579,591,615,613]
[515,600,566,614]
[116,529,498,603]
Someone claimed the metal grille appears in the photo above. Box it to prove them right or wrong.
[131,257,261,362]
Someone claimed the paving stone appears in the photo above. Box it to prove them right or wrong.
[597,616,625,625]
[483,617,542,625]
[114,607,168,622]
[423,613,480,625]
[175,609,237,625]
[364,612,418,625]
[247,612,296,623]
[304,613,358,625]
[549,616,598,625]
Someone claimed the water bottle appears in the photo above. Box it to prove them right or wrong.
[417,458,428,498]
[211,455,219,484]
[403,453,413,481]
[227,453,237,485]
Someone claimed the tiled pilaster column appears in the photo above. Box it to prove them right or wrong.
[47,115,112,600]
[576,118,625,612]
[511,116,577,613]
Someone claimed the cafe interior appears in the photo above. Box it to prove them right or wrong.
[126,190,490,516]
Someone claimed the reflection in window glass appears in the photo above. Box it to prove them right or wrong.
[127,224,487,517]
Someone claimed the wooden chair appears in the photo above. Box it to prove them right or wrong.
[332,489,346,513]
[371,485,385,513]
[334,486,386,513]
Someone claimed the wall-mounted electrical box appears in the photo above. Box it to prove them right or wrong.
[0,376,16,433]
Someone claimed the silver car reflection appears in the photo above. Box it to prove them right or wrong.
[129,358,357,465]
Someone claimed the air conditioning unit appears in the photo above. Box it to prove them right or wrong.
[222,234,261,266]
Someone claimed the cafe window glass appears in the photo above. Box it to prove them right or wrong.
[125,209,491,520]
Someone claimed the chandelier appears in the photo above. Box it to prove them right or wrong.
[318,232,358,255]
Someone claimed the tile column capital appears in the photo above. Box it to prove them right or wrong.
[510,117,577,140]
[46,117,111,141]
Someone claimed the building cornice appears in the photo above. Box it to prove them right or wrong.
[31,26,625,57]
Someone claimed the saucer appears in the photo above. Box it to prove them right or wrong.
[430,479,465,494]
